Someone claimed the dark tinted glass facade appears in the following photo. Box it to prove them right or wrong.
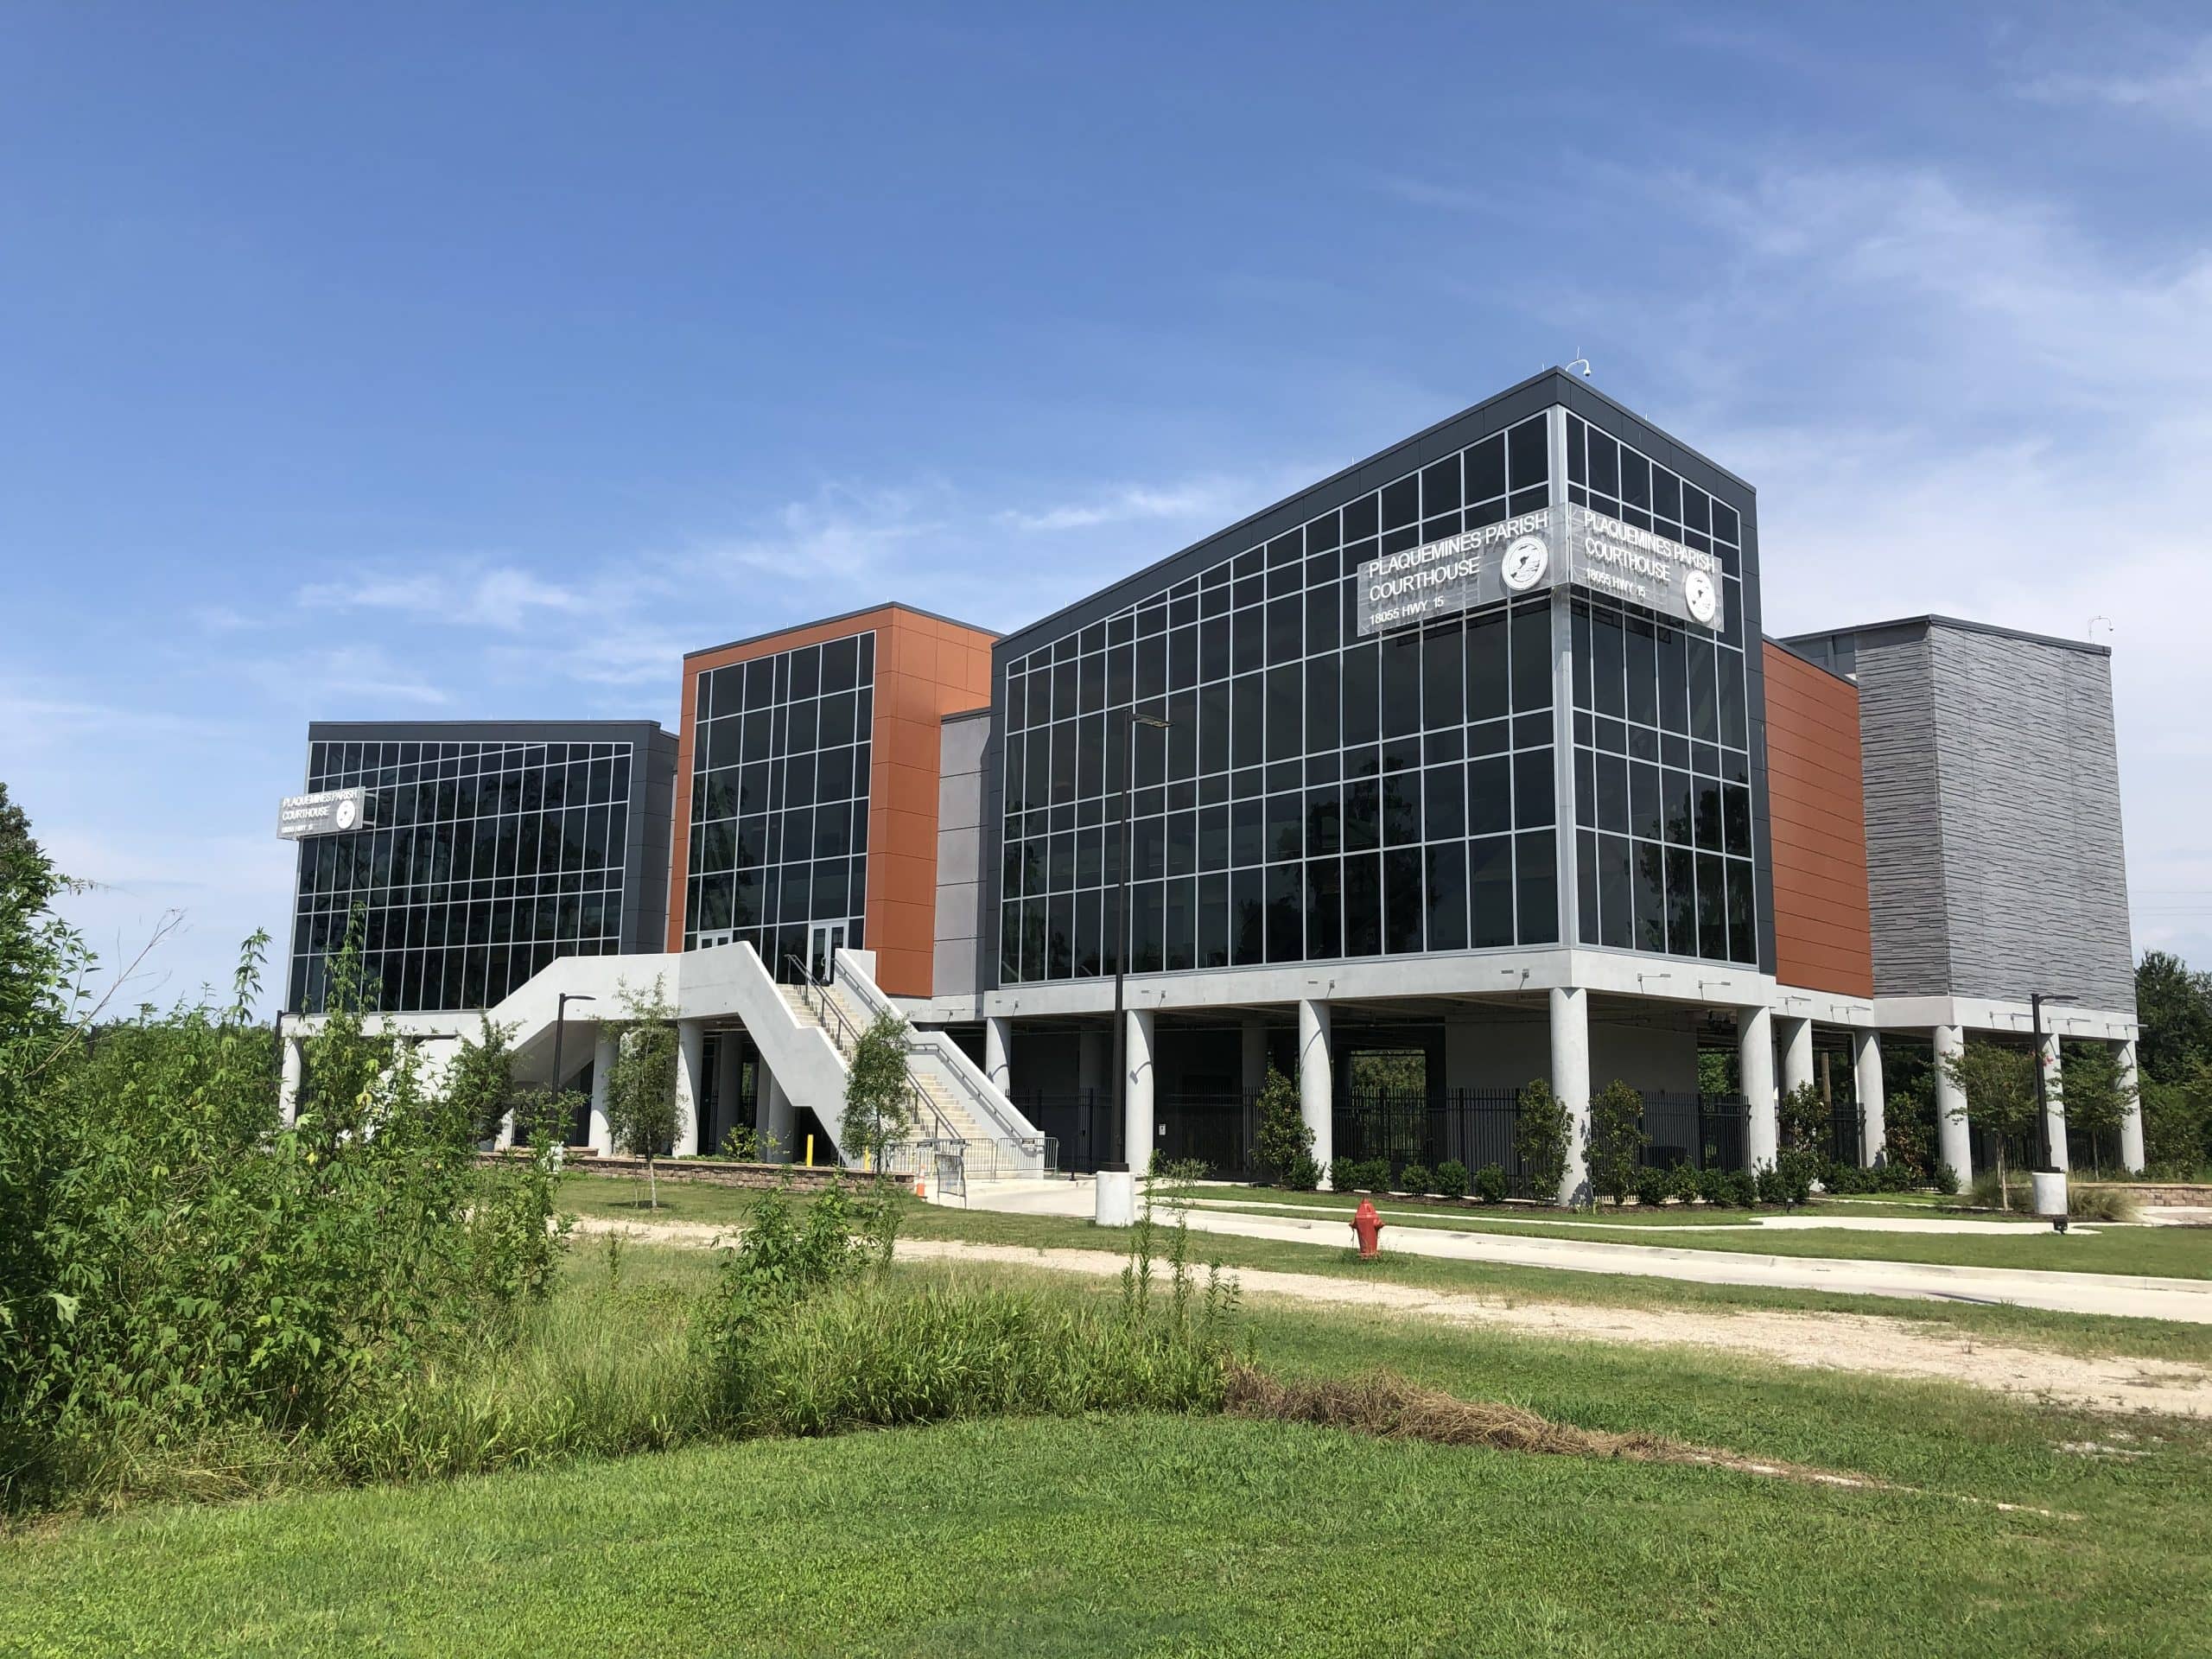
[999,416,1560,984]
[682,629,874,974]
[1564,412,1758,965]
[292,737,636,1013]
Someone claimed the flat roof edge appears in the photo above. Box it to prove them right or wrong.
[1785,614,2112,658]
[683,601,998,661]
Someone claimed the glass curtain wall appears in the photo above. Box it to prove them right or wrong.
[290,739,632,1013]
[1000,416,1559,985]
[682,630,874,977]
[1563,413,1758,965]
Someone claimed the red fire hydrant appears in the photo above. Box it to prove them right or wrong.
[1351,1198,1385,1259]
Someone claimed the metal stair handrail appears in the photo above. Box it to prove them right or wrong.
[784,955,959,1149]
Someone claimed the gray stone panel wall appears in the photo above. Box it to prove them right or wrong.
[933,709,991,999]
[1841,621,2133,1014]
[1925,625,2133,1012]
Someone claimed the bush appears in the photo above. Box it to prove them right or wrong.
[1929,1160,1961,1196]
[0,924,571,1513]
[1587,1080,1649,1205]
[1331,1157,1389,1192]
[1514,1078,1569,1203]
[1665,1164,1701,1205]
[1251,1068,1313,1187]
[1631,1166,1669,1208]
[1397,1161,1433,1197]
[1433,1159,1469,1200]
[1472,1163,1509,1205]
[1827,1162,1868,1195]
[1699,1166,1753,1209]
[1967,1168,2023,1212]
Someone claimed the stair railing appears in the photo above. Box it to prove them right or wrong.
[784,955,959,1151]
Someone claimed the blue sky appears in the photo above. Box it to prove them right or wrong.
[4,3,2209,1011]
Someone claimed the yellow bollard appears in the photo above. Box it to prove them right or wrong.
[804,1133,814,1168]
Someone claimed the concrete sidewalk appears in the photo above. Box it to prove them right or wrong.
[960,1179,2212,1325]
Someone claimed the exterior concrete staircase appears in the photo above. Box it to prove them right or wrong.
[296,938,1046,1177]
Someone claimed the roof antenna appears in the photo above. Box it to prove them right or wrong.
[1563,353,1592,378]
[2088,615,2114,643]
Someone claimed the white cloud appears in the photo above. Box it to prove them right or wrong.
[2014,37,2212,123]
[296,564,596,632]
[997,480,1248,533]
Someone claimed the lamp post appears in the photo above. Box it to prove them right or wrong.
[1097,706,1169,1225]
[553,991,597,1146]
[2030,991,2076,1230]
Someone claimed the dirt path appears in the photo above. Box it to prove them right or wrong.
[571,1215,2212,1419]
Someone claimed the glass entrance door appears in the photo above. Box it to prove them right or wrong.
[807,920,847,983]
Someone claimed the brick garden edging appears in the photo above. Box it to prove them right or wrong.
[2075,1181,2212,1208]
[476,1151,910,1193]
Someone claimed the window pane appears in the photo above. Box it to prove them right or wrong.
[1516,830,1557,944]
[1384,847,1424,954]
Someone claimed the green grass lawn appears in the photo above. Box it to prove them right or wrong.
[560,1173,2212,1365]
[6,1254,2207,1658]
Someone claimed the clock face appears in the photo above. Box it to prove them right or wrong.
[1501,534,1550,593]
[333,796,359,832]
[1683,569,1719,626]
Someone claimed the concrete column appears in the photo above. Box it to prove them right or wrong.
[1125,1008,1158,1174]
[1550,987,1591,1205]
[984,1015,1014,1096]
[2038,1027,2069,1173]
[1933,1024,1972,1184]
[588,1035,616,1154]
[1852,1029,1886,1168]
[1297,999,1332,1188]
[1739,1006,1777,1171]
[278,1033,303,1127]
[673,1019,705,1158]
[714,1033,742,1155]
[1777,1014,1814,1103]
[2117,1038,2145,1174]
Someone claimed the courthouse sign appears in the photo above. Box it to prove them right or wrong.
[1357,504,1722,635]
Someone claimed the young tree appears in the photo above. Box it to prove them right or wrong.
[604,978,680,1208]
[842,1010,915,1173]
[445,1014,525,1145]
[1940,1041,2037,1209]
[1586,1079,1648,1205]
[1249,1065,1313,1187]
[1514,1077,1570,1205]
[1771,1081,1827,1205]
[2057,1039,2135,1165]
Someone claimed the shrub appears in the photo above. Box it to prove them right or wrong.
[1587,1080,1648,1205]
[1433,1159,1469,1200]
[1967,1168,2021,1212]
[1472,1163,1509,1205]
[1397,1161,1434,1197]
[1631,1166,1669,1208]
[1514,1078,1569,1203]
[1665,1164,1701,1205]
[1700,1166,1753,1209]
[1827,1162,1869,1195]
[1331,1157,1389,1192]
[1251,1068,1313,1187]
[1929,1160,1961,1196]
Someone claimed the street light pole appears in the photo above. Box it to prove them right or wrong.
[1099,706,1169,1224]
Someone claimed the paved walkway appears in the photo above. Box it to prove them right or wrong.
[959,1180,2212,1325]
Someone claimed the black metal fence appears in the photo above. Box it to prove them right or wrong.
[1334,1089,1756,1192]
